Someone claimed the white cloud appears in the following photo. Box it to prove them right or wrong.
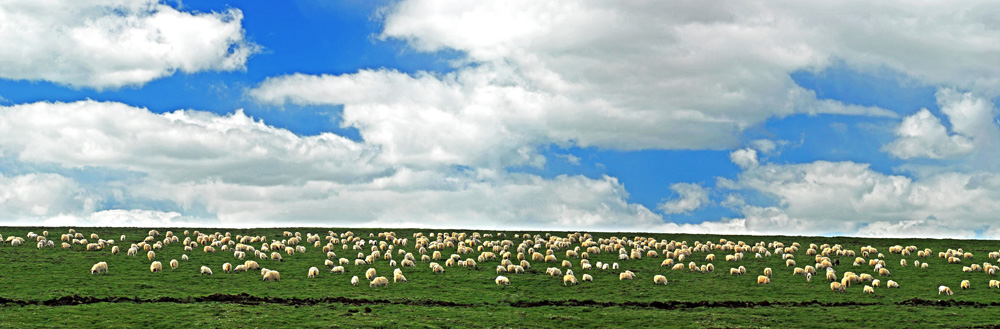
[0,173,98,218]
[0,100,672,232]
[730,148,759,168]
[856,219,976,239]
[0,0,257,89]
[254,0,939,164]
[554,153,581,165]
[882,108,975,159]
[722,161,1000,236]
[658,183,709,215]
[0,100,385,186]
[883,89,999,161]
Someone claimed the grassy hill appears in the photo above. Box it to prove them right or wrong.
[1,226,998,328]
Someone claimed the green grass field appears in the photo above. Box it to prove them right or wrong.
[1,226,999,328]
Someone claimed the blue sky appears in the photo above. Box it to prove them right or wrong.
[0,0,998,238]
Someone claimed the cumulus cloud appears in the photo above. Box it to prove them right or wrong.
[0,0,257,89]
[658,183,709,215]
[252,0,939,167]
[884,89,999,161]
[730,148,759,168]
[882,108,975,159]
[720,161,1000,236]
[0,173,98,218]
[0,100,673,231]
[0,100,385,185]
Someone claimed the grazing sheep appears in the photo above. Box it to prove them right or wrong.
[204,246,216,253]
[181,254,188,261]
[830,282,846,293]
[233,264,247,272]
[731,268,743,275]
[170,259,179,270]
[619,271,635,280]
[270,252,283,262]
[757,275,770,284]
[147,250,156,260]
[872,279,881,287]
[370,276,389,288]
[990,280,1000,289]
[786,259,796,267]
[393,272,407,283]
[863,285,874,294]
[111,246,120,255]
[351,275,360,285]
[939,286,953,295]
[653,274,668,285]
[201,266,213,275]
[563,274,578,286]
[887,280,899,288]
[150,261,162,273]
[331,266,346,274]
[961,280,971,290]
[763,267,772,277]
[222,262,232,273]
[263,270,281,282]
[90,262,108,274]
[582,274,593,282]
[245,260,260,270]
[878,268,890,276]
[308,267,320,278]
[806,273,812,282]
[324,259,335,267]
[496,276,510,287]
[365,268,377,280]
[793,267,806,276]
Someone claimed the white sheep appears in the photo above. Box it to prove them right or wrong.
[147,250,156,260]
[370,276,389,288]
[863,285,874,294]
[757,275,770,284]
[939,285,953,295]
[961,280,971,290]
[582,274,593,282]
[394,271,407,283]
[351,276,360,286]
[90,262,108,274]
[201,266,213,275]
[263,270,281,282]
[170,259,179,270]
[496,275,511,287]
[653,274,668,285]
[150,261,162,273]
[563,274,578,286]
[365,268,377,280]
[307,267,320,278]
[223,262,232,273]
[887,280,899,288]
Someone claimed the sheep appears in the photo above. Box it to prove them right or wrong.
[308,267,320,278]
[350,276,360,286]
[961,280,971,290]
[169,259,179,270]
[147,250,156,260]
[496,275,510,287]
[245,260,260,270]
[233,264,248,272]
[887,280,899,288]
[830,282,846,293]
[111,246,120,255]
[563,274,578,286]
[763,267,772,277]
[201,266,213,275]
[872,279,881,287]
[150,261,162,273]
[878,268,890,276]
[394,271,407,283]
[365,268,377,280]
[793,267,806,276]
[619,270,635,280]
[582,274,593,282]
[990,280,1000,289]
[270,252,283,262]
[786,259,796,267]
[331,266,346,274]
[731,268,743,275]
[806,273,813,282]
[757,275,770,284]
[90,262,108,274]
[181,254,189,261]
[263,270,281,282]
[863,285,874,294]
[370,276,389,288]
[939,286,953,295]
[204,246,216,253]
[221,262,232,273]
[653,274,668,285]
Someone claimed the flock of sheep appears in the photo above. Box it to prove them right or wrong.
[4,229,998,296]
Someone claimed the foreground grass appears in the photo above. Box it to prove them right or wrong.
[2,226,1000,328]
[1,302,998,328]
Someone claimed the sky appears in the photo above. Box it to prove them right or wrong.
[0,0,999,238]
